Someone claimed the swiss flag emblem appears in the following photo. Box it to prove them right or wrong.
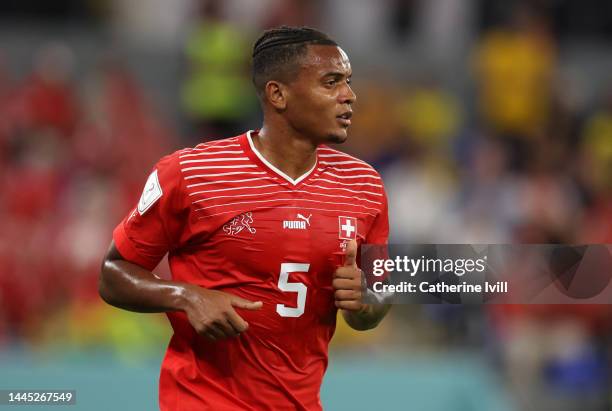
[338,216,357,240]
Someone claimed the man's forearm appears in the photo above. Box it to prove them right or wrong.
[342,304,391,331]
[99,257,190,313]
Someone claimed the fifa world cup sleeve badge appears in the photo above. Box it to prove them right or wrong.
[138,169,163,215]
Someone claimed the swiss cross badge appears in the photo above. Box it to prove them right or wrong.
[338,216,357,240]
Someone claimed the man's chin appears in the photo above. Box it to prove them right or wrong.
[326,130,349,144]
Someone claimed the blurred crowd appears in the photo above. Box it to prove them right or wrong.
[0,44,175,358]
[344,3,612,410]
[0,0,611,409]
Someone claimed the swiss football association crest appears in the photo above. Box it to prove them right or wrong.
[338,216,357,240]
[223,212,256,236]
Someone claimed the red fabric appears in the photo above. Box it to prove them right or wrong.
[113,132,389,410]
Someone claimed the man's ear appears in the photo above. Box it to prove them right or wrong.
[264,80,288,111]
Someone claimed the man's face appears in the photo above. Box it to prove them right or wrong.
[284,45,356,144]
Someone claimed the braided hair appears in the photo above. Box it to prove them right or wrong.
[252,26,337,97]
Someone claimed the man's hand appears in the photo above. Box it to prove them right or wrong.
[100,242,263,341]
[333,240,391,330]
[333,240,366,312]
[181,285,263,341]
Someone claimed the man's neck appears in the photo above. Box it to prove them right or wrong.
[253,125,318,181]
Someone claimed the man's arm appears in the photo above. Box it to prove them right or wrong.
[99,241,189,313]
[342,304,391,331]
[341,302,391,331]
[99,241,262,340]
[333,240,391,331]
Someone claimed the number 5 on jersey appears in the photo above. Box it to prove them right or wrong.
[276,263,309,318]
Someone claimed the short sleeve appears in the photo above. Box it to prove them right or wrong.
[113,152,187,271]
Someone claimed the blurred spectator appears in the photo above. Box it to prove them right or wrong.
[382,78,464,242]
[261,0,322,29]
[388,0,417,43]
[513,141,583,241]
[384,140,458,243]
[576,86,612,243]
[181,0,256,141]
[0,39,175,352]
[473,3,556,169]
[443,136,519,243]
[19,43,79,138]
[110,0,191,47]
[579,87,612,195]
[0,53,14,150]
[77,57,173,185]
[394,78,461,149]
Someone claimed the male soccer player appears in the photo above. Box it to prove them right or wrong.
[99,26,390,410]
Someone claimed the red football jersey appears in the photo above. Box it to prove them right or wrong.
[113,131,389,410]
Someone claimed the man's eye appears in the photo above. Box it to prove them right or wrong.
[346,78,352,85]
[326,79,337,86]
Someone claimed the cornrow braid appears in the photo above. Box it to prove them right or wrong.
[251,26,338,97]
[252,26,336,57]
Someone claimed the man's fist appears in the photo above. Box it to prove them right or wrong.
[333,240,366,312]
[181,285,262,341]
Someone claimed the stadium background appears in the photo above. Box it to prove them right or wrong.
[0,0,611,410]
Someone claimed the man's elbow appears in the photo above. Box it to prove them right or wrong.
[98,259,118,306]
[342,311,382,331]
[347,321,379,331]
[342,304,391,331]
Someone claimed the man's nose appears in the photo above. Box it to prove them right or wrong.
[340,84,356,104]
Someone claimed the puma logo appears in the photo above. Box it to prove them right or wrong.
[297,213,312,226]
[283,213,312,230]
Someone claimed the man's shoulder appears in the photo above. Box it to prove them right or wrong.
[317,145,382,181]
[157,136,245,167]
[178,135,242,155]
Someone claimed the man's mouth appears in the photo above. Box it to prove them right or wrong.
[336,111,352,126]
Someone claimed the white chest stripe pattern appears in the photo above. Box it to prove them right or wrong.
[185,171,266,179]
[179,157,250,165]
[199,205,377,220]
[186,177,268,188]
[181,165,258,172]
[302,182,382,197]
[324,171,380,180]
[179,150,243,158]
[177,134,385,220]
[194,197,381,213]
[310,177,382,188]
[189,183,278,196]
[323,166,378,172]
[190,188,382,206]
[319,160,370,166]
[188,142,241,151]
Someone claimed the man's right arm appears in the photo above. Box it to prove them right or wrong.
[99,241,189,313]
[99,241,262,340]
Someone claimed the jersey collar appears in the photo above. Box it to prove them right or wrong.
[241,130,320,187]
